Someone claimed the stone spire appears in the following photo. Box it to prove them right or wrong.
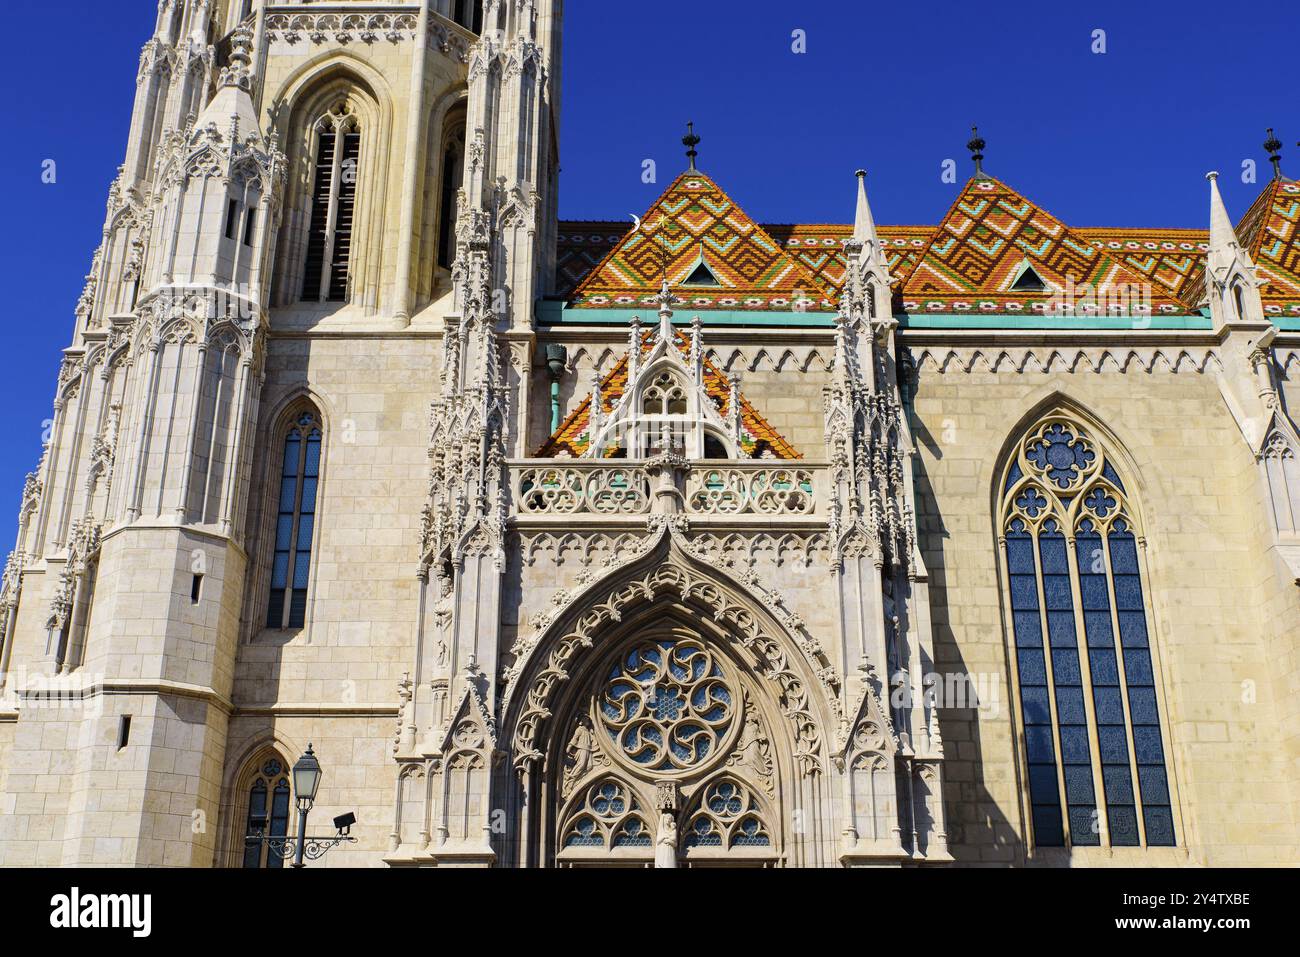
[1207,171,1238,259]
[195,25,259,137]
[853,169,879,251]
[1204,171,1263,326]
[842,170,893,322]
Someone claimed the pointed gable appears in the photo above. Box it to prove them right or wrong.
[537,330,800,459]
[1238,178,1300,314]
[568,170,834,311]
[901,177,1191,315]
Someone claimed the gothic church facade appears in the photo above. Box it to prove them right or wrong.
[0,0,1296,867]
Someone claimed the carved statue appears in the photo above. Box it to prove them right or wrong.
[655,813,678,869]
[735,713,771,779]
[563,719,595,794]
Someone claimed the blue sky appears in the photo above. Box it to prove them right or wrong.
[0,0,1294,555]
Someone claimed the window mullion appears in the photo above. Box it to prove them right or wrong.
[284,426,311,629]
[1099,526,1147,848]
[1063,529,1111,848]
[321,118,344,302]
[1027,527,1072,849]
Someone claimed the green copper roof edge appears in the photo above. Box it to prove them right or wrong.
[538,302,1300,331]
[540,302,1221,330]
[899,314,1215,330]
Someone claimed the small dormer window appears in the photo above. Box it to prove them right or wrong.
[1011,263,1048,293]
[684,258,721,287]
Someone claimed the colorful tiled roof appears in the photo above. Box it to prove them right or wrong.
[566,170,835,312]
[899,177,1190,316]
[555,221,628,298]
[1235,178,1300,315]
[537,331,800,459]
[554,173,1300,319]
[1074,227,1207,307]
[764,224,933,297]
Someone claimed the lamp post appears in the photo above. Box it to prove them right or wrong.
[290,744,323,869]
[248,744,357,868]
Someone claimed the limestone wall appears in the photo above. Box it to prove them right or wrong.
[910,363,1298,865]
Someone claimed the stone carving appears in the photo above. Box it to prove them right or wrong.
[264,12,420,46]
[910,346,1224,376]
[507,534,830,777]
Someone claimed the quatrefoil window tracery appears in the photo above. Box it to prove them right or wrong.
[642,371,689,416]
[683,778,772,849]
[1004,416,1133,536]
[1025,421,1098,491]
[597,638,736,776]
[562,779,654,849]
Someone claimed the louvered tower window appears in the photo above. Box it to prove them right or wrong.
[302,104,361,303]
[454,0,484,33]
[267,410,323,630]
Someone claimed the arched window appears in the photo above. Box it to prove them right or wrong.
[436,129,464,271]
[1232,283,1247,322]
[267,410,323,630]
[552,629,782,867]
[683,777,772,851]
[561,778,654,851]
[241,756,292,869]
[999,413,1175,850]
[642,371,689,416]
[302,104,361,302]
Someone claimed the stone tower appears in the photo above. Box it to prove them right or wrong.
[0,0,561,867]
[2,1,1296,871]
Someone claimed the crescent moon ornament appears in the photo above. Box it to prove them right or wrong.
[630,214,642,231]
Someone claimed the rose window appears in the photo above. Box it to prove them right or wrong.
[598,638,735,773]
[1025,422,1097,490]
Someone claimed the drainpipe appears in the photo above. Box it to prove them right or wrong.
[544,343,567,433]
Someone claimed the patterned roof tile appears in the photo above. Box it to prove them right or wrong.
[537,331,800,459]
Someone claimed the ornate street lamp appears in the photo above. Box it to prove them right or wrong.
[290,745,323,868]
[249,744,357,868]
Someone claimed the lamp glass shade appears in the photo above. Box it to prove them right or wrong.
[292,746,323,804]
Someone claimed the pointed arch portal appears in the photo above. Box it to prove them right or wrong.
[500,530,842,867]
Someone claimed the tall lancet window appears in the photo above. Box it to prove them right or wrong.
[436,130,464,271]
[999,413,1175,850]
[241,756,292,869]
[302,104,361,303]
[267,410,323,630]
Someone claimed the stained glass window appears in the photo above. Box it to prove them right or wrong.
[1000,414,1175,850]
[267,410,323,630]
[242,758,291,869]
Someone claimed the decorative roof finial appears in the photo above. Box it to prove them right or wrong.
[967,125,987,179]
[683,122,701,171]
[217,24,254,93]
[1264,128,1283,181]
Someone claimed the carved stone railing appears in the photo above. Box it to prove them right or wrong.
[515,465,651,516]
[511,461,828,522]
[685,467,817,516]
